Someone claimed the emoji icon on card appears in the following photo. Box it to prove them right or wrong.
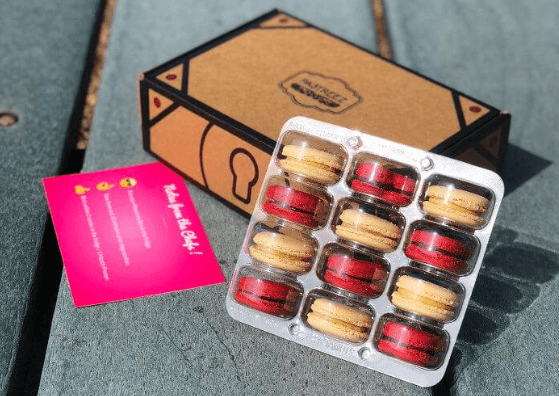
[96,182,114,191]
[74,185,90,195]
[119,177,137,189]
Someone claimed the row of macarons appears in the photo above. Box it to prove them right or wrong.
[232,268,454,369]
[263,173,494,231]
[234,264,464,323]
[248,214,480,279]
[275,141,494,229]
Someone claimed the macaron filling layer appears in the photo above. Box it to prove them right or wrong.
[272,200,314,214]
[427,198,480,216]
[308,312,369,333]
[250,247,311,262]
[235,288,296,313]
[265,185,321,212]
[262,201,319,227]
[377,338,438,367]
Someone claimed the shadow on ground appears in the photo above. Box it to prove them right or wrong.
[502,144,552,196]
[441,227,559,388]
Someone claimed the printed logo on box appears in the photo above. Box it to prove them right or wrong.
[279,71,362,114]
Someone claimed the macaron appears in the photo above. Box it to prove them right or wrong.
[422,185,490,227]
[390,275,461,322]
[279,145,344,184]
[262,185,322,228]
[335,209,402,252]
[350,162,416,206]
[405,230,471,275]
[377,320,445,367]
[306,298,372,343]
[323,254,387,297]
[249,231,315,274]
[234,276,300,317]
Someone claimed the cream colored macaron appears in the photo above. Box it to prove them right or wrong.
[306,298,372,343]
[335,209,401,252]
[249,231,315,274]
[390,275,461,322]
[279,145,344,184]
[423,185,490,227]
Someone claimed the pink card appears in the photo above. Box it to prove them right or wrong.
[43,162,225,307]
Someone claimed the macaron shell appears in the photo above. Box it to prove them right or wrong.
[355,162,416,194]
[377,338,437,367]
[381,321,444,351]
[237,277,297,302]
[410,230,470,257]
[323,255,386,296]
[355,162,393,184]
[326,255,387,280]
[306,312,369,343]
[405,244,469,275]
[266,185,320,212]
[307,298,372,342]
[262,200,318,227]
[396,275,460,307]
[426,185,490,212]
[281,145,344,169]
[252,232,315,258]
[234,289,294,316]
[391,173,416,194]
[339,209,401,239]
[310,298,372,327]
[234,277,299,316]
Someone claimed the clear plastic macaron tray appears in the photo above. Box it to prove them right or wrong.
[226,116,504,387]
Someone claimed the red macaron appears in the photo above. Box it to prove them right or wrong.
[377,321,445,367]
[262,185,322,227]
[350,162,416,206]
[234,276,300,317]
[405,230,471,275]
[323,254,387,297]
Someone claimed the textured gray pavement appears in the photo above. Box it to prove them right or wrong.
[37,0,559,395]
[0,0,101,394]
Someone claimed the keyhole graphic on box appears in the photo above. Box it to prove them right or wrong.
[230,148,259,205]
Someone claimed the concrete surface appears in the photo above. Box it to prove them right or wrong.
[0,0,101,394]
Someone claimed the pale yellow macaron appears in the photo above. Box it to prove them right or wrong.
[422,185,490,227]
[306,298,372,343]
[390,275,461,322]
[279,145,344,184]
[249,231,315,274]
[335,209,401,252]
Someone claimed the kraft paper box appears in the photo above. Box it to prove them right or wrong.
[138,9,510,217]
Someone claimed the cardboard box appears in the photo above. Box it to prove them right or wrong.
[139,9,510,217]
